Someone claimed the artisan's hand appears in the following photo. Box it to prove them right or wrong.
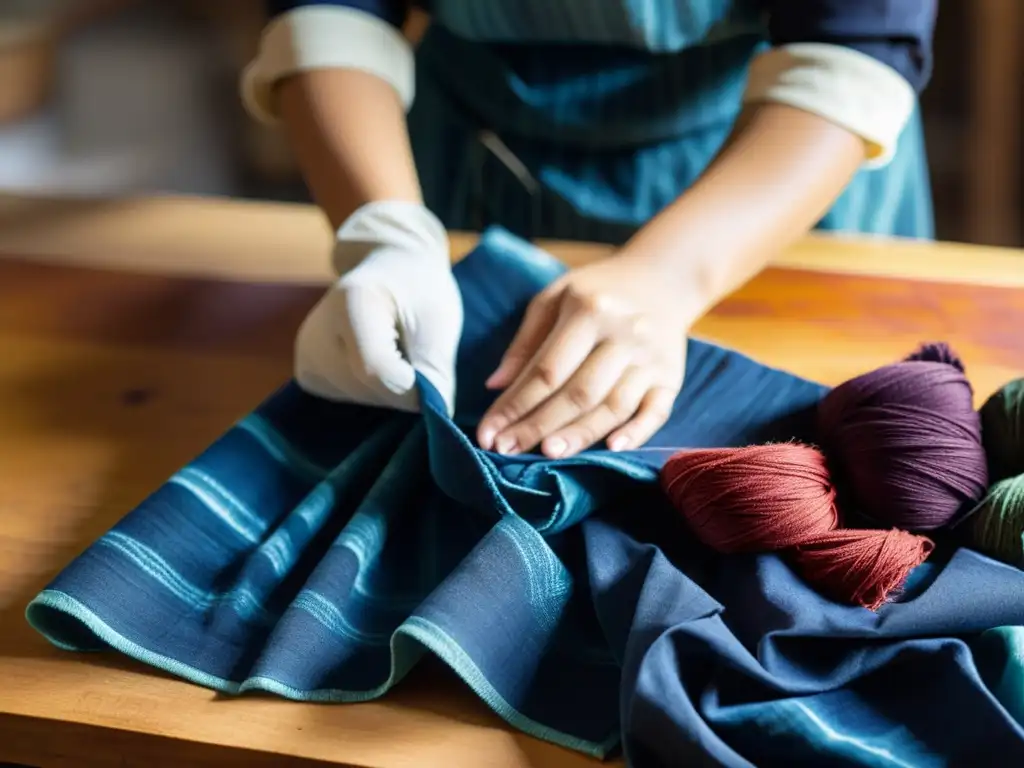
[477,254,693,458]
[295,201,462,414]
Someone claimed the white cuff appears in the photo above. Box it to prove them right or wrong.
[241,7,415,126]
[743,43,916,168]
[333,201,449,275]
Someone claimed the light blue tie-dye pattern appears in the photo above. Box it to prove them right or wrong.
[169,467,266,543]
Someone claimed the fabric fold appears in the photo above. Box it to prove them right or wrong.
[26,228,1024,765]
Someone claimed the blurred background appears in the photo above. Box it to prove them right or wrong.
[0,0,1019,246]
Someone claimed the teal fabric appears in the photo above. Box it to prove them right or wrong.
[407,8,933,244]
[429,0,764,50]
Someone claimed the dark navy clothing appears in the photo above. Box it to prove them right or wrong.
[267,0,936,89]
[264,0,936,244]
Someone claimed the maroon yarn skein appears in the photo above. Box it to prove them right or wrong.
[659,444,934,610]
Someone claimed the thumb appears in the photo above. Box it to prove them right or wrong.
[339,285,419,411]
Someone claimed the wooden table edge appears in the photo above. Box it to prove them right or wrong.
[0,711,353,768]
[0,193,1022,288]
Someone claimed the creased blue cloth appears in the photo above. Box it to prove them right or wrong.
[27,229,1024,766]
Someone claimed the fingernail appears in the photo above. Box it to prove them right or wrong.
[485,364,508,389]
[608,436,629,451]
[478,426,496,450]
[545,437,567,458]
[495,435,517,455]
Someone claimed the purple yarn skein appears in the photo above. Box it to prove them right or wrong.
[818,342,988,531]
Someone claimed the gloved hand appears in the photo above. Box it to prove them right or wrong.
[295,201,463,415]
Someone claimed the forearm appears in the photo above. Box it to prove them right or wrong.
[622,102,865,320]
[277,69,422,231]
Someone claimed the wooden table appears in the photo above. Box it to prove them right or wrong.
[1,195,1022,768]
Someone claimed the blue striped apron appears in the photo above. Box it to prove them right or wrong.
[406,0,934,244]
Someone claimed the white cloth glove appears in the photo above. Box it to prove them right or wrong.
[295,201,463,415]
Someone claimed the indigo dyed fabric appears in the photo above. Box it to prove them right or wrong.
[408,30,933,246]
[271,1,937,243]
[270,0,936,89]
[28,229,1024,766]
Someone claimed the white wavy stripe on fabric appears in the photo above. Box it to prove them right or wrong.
[294,483,335,527]
[331,429,417,570]
[788,700,923,768]
[332,425,430,604]
[292,589,393,645]
[99,532,272,624]
[335,511,389,585]
[169,466,267,543]
[258,526,295,576]
[241,6,415,125]
[253,482,340,578]
[744,43,916,168]
[495,516,572,634]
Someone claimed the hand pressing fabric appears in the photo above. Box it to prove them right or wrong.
[477,254,692,458]
[294,201,463,415]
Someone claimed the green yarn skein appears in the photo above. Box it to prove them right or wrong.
[969,475,1024,568]
[971,378,1024,567]
[980,378,1024,481]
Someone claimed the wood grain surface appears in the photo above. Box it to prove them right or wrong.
[1,195,1022,768]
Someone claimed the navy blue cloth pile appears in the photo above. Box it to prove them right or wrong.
[28,229,1024,766]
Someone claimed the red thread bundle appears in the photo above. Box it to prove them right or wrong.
[660,444,934,610]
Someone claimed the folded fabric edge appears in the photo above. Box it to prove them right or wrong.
[27,589,244,692]
[400,616,620,758]
[470,226,568,276]
[25,590,618,759]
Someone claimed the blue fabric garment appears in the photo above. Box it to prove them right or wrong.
[410,33,934,244]
[268,0,937,87]
[269,0,937,243]
[763,0,938,90]
[409,23,934,243]
[26,229,1024,766]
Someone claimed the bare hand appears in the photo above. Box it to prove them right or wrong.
[477,254,692,458]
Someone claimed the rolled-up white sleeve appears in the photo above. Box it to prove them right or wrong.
[744,43,915,168]
[241,6,415,126]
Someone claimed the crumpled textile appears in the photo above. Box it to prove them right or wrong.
[28,228,1024,766]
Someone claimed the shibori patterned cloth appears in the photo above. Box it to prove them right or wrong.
[27,229,1024,766]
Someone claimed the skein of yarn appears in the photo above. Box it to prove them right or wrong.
[968,476,1024,569]
[967,378,1024,567]
[817,342,988,531]
[660,444,934,610]
[980,378,1024,482]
